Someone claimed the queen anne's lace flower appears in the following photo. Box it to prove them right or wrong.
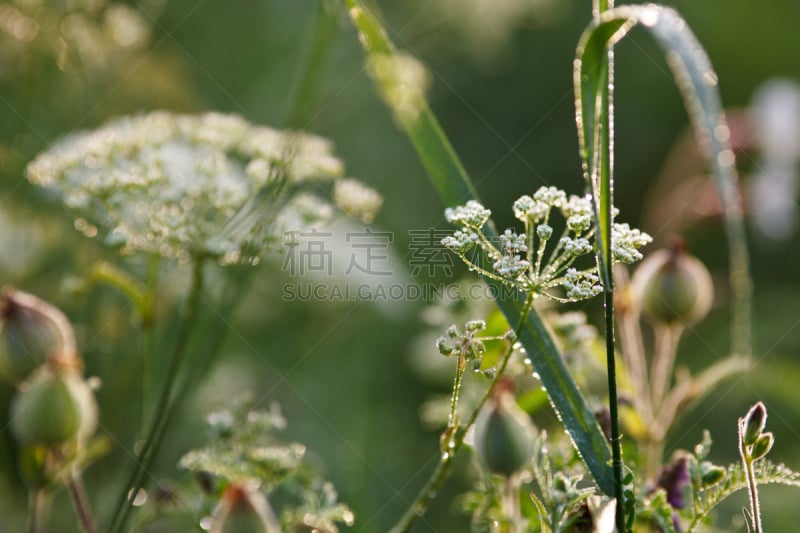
[442,185,651,302]
[26,111,379,265]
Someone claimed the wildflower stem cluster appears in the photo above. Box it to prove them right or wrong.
[442,187,650,303]
[390,295,532,533]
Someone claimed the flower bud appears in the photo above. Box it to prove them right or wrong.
[750,432,774,461]
[700,462,726,487]
[10,363,97,446]
[741,401,767,447]
[473,386,535,477]
[209,483,280,533]
[0,289,76,384]
[631,241,713,326]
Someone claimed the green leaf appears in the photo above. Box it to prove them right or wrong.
[342,0,614,495]
[575,4,752,357]
[689,460,800,532]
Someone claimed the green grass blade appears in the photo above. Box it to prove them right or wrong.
[575,4,752,358]
[343,0,614,495]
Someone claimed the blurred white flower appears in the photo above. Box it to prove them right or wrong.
[27,111,378,265]
[748,79,800,241]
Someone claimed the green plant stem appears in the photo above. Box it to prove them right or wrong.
[590,0,626,528]
[67,470,96,533]
[108,259,205,533]
[389,294,534,533]
[739,441,763,533]
[28,489,45,533]
[448,353,466,430]
[650,324,682,414]
[285,0,338,129]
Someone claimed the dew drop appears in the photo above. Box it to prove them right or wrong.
[703,71,719,87]
[128,488,147,507]
[714,124,731,142]
[717,149,735,167]
[199,516,212,531]
[640,8,658,27]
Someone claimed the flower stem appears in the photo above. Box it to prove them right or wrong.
[107,259,205,533]
[67,469,96,533]
[28,489,46,533]
[650,323,683,412]
[739,429,763,533]
[389,294,534,533]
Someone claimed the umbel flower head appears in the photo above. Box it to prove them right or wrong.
[442,186,651,302]
[27,111,380,265]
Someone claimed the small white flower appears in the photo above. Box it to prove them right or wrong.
[561,237,592,257]
[567,214,592,233]
[612,223,652,264]
[445,200,491,228]
[533,186,567,207]
[537,224,553,240]
[560,194,593,218]
[561,268,603,300]
[513,195,548,222]
[441,230,479,253]
[499,229,527,253]
[493,255,530,277]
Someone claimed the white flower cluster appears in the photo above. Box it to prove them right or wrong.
[333,178,383,224]
[442,186,652,302]
[27,111,380,264]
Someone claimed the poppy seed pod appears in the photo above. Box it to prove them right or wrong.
[0,289,77,384]
[631,241,713,326]
[10,363,97,446]
[473,386,535,477]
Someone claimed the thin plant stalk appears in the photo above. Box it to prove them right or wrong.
[108,259,205,533]
[590,0,626,528]
[67,469,96,533]
[650,324,683,412]
[389,295,535,533]
[28,489,46,533]
[739,431,763,533]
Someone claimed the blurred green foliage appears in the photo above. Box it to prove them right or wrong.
[1,0,799,531]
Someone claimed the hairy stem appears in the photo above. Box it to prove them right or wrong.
[108,259,205,533]
[739,430,763,533]
[389,295,534,533]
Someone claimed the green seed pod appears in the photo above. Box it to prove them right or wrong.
[741,401,767,447]
[210,484,280,533]
[473,389,535,477]
[10,364,97,446]
[750,432,774,461]
[631,242,713,326]
[0,289,75,384]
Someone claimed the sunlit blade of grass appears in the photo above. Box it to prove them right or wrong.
[342,0,614,496]
[575,4,752,358]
